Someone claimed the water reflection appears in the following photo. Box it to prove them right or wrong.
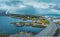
[0,16,43,34]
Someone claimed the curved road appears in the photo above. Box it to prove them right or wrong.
[34,18,57,37]
[9,18,58,37]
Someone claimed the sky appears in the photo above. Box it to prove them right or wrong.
[0,0,60,14]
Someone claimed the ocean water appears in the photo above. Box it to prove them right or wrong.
[57,24,60,28]
[0,16,43,34]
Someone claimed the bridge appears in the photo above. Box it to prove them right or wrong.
[9,18,58,37]
[34,18,57,37]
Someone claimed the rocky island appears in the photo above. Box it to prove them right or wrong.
[9,14,49,28]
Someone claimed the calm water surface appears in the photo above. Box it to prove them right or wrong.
[0,16,43,34]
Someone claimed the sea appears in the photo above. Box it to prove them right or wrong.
[0,14,60,34]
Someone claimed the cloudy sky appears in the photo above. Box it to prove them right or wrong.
[0,0,60,14]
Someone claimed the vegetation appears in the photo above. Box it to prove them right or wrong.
[40,19,49,25]
[0,35,9,37]
[11,19,49,27]
[8,14,41,20]
[9,14,49,27]
[18,22,25,25]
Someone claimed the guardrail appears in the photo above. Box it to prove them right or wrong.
[34,18,57,37]
[9,18,58,37]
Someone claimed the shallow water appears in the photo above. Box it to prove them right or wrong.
[57,24,60,28]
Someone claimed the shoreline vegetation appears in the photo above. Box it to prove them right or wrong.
[11,22,46,28]
[0,34,9,37]
[8,14,49,28]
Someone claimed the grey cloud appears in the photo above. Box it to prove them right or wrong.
[0,0,23,6]
[53,5,60,10]
[8,5,37,15]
